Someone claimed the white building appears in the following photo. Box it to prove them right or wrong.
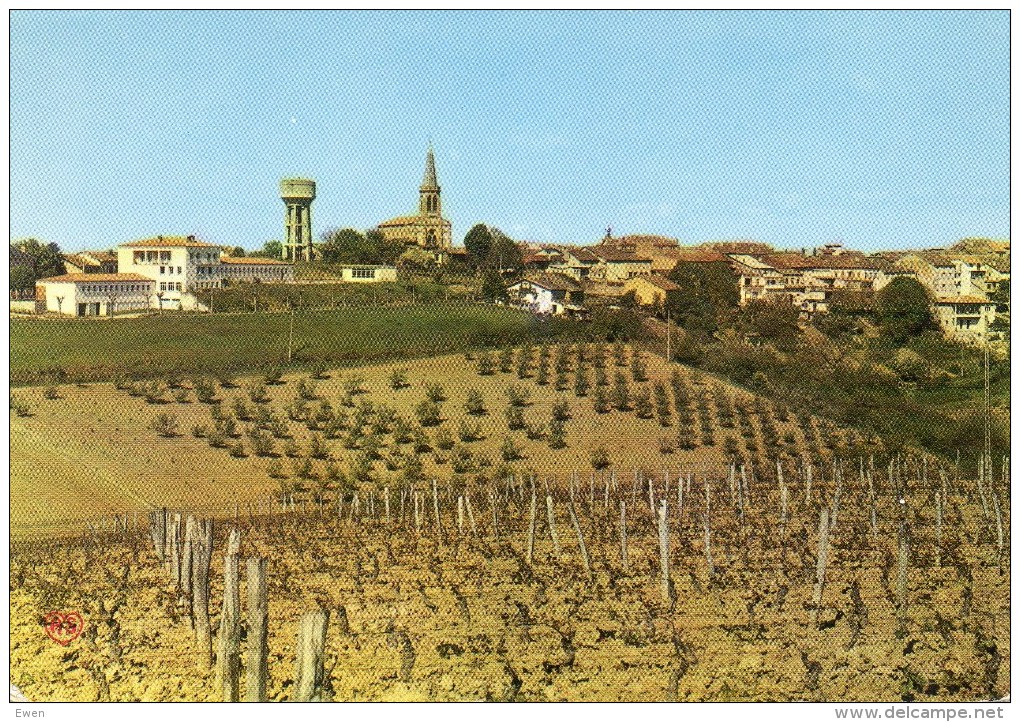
[506,273,587,317]
[35,273,155,316]
[934,296,998,342]
[117,235,223,309]
[336,265,398,283]
[220,256,295,284]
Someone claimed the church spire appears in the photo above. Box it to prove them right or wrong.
[421,143,439,190]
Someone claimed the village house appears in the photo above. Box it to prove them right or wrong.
[63,251,118,275]
[587,247,653,284]
[548,247,599,281]
[35,273,155,316]
[934,296,998,342]
[623,274,680,307]
[506,273,587,318]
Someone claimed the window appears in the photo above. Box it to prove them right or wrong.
[351,268,376,280]
[160,251,171,262]
[175,282,182,291]
[160,282,166,291]
[160,266,165,274]
[177,267,182,274]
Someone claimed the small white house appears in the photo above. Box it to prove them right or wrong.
[36,273,156,316]
[338,265,398,283]
[117,235,223,308]
[507,273,587,317]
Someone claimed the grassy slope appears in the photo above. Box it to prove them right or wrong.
[10,303,538,384]
[10,348,863,539]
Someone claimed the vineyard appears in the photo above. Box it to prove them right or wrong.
[9,343,1010,701]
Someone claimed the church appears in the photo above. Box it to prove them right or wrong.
[377,144,453,253]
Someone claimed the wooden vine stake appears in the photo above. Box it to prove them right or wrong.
[526,489,537,565]
[619,501,628,571]
[192,519,213,667]
[657,499,673,605]
[546,495,560,558]
[896,517,909,637]
[294,609,331,701]
[567,493,592,581]
[810,507,830,625]
[245,557,268,702]
[217,553,241,701]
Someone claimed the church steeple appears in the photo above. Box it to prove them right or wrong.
[419,144,441,216]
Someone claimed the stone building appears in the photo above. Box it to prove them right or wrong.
[377,145,452,253]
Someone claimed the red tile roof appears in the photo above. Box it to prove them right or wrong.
[121,235,216,248]
[38,273,153,283]
[516,272,582,292]
[220,256,289,265]
[938,295,993,305]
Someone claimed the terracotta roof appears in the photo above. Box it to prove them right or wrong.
[220,256,290,265]
[938,295,994,305]
[592,248,652,263]
[38,273,153,283]
[378,215,421,227]
[696,241,774,254]
[670,250,729,263]
[121,236,216,248]
[642,274,680,291]
[514,272,582,292]
[565,247,599,263]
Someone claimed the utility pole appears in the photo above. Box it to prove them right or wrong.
[288,301,295,364]
[984,341,991,480]
[665,308,671,363]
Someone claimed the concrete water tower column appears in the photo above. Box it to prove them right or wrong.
[280,178,316,262]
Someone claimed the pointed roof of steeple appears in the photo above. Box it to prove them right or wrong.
[420,143,439,190]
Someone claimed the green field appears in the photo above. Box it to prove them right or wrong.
[10,303,549,384]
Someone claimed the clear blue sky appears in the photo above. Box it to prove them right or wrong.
[10,10,1009,253]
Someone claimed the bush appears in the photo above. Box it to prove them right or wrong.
[284,439,300,458]
[150,412,178,438]
[308,433,330,460]
[498,347,513,373]
[516,348,533,379]
[591,446,610,470]
[389,369,409,390]
[547,419,566,449]
[233,398,253,421]
[311,361,329,380]
[476,353,496,376]
[633,387,653,419]
[505,405,525,431]
[551,400,571,421]
[296,378,317,400]
[415,400,442,427]
[218,417,238,438]
[554,370,569,391]
[612,341,627,367]
[194,378,217,404]
[434,427,455,450]
[506,385,530,407]
[574,367,590,397]
[464,389,486,416]
[43,386,59,400]
[344,375,366,395]
[592,386,610,414]
[217,372,238,389]
[525,422,546,441]
[536,357,550,386]
[411,428,431,454]
[425,383,446,403]
[611,372,631,411]
[630,353,647,382]
[293,456,313,479]
[501,435,524,462]
[658,436,675,455]
[207,429,227,448]
[594,365,608,387]
[229,441,247,458]
[248,428,275,457]
[173,388,190,404]
[450,445,474,474]
[192,424,207,438]
[458,420,482,442]
[267,459,284,479]
[264,367,284,386]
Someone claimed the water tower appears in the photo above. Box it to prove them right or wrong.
[280,178,316,261]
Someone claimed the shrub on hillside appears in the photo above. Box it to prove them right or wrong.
[150,412,178,438]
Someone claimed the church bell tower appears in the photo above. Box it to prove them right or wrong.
[419,144,441,218]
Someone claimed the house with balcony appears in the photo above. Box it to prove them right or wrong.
[506,273,587,318]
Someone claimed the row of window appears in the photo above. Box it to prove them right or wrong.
[160,282,183,292]
[350,268,376,279]
[160,266,183,275]
[80,283,152,294]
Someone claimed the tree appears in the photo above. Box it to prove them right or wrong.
[319,228,372,264]
[665,260,739,334]
[231,246,246,257]
[463,224,493,268]
[876,277,937,343]
[487,228,523,274]
[397,246,436,272]
[260,240,283,258]
[9,265,34,294]
[481,269,507,301]
[990,279,1010,312]
[12,238,64,286]
[738,298,802,349]
[367,228,404,265]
